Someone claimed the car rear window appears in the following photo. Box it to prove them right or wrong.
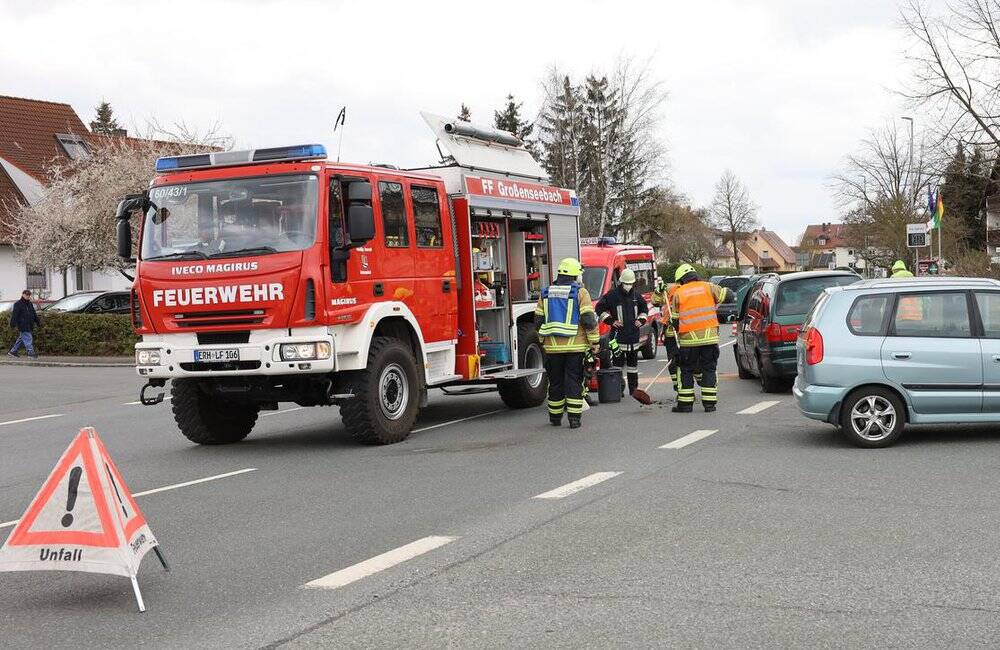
[775,276,859,317]
[847,294,890,335]
[719,276,749,291]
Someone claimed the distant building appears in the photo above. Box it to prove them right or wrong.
[798,222,868,272]
[0,95,131,301]
[709,228,796,273]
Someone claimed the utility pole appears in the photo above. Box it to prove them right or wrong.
[901,116,923,274]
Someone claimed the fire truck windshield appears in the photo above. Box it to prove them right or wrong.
[141,174,319,261]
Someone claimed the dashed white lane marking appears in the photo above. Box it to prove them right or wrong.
[124,396,172,406]
[261,407,304,418]
[304,535,458,589]
[738,400,781,415]
[660,429,719,449]
[720,339,736,348]
[532,471,622,499]
[0,467,257,530]
[0,413,63,427]
[413,409,505,433]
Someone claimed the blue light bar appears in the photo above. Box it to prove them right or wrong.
[154,144,327,173]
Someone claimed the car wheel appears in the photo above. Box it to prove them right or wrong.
[757,352,783,393]
[840,387,905,448]
[735,347,753,379]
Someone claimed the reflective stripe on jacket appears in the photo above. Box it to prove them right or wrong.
[651,283,680,335]
[534,283,600,353]
[671,281,727,347]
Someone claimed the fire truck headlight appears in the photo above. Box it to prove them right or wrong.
[279,342,331,361]
[136,349,162,366]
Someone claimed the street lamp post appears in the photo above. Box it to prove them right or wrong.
[901,116,921,273]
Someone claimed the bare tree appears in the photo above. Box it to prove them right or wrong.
[902,0,1000,152]
[832,122,943,267]
[709,170,758,269]
[2,122,228,278]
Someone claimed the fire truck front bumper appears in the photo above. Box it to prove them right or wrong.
[134,327,335,378]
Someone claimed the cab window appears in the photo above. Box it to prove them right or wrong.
[625,261,655,294]
[379,181,408,248]
[891,292,971,338]
[410,185,443,248]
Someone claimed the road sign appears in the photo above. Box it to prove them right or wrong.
[0,428,167,611]
[918,258,941,276]
[906,223,929,248]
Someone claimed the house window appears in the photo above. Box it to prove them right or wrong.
[761,250,770,258]
[817,237,827,246]
[55,134,90,160]
[26,267,47,290]
[848,249,854,256]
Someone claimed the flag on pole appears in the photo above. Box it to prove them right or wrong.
[934,191,944,229]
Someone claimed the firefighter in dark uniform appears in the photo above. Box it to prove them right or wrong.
[670,264,728,413]
[534,258,601,429]
[596,268,649,395]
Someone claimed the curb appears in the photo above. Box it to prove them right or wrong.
[0,358,133,368]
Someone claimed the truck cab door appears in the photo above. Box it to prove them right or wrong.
[406,182,456,344]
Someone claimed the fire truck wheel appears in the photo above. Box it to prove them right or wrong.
[497,323,548,409]
[341,336,420,444]
[170,379,259,445]
[640,324,659,360]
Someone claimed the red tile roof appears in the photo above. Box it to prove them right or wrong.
[801,223,850,248]
[0,95,90,183]
[754,228,795,264]
[0,163,25,242]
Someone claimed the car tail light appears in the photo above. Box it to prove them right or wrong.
[765,323,800,343]
[804,327,824,365]
[731,322,737,337]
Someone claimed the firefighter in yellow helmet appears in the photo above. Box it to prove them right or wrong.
[670,264,728,413]
[652,274,682,394]
[534,258,601,428]
[891,260,914,278]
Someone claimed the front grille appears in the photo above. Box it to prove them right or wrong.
[197,331,251,345]
[173,309,265,328]
[179,360,261,372]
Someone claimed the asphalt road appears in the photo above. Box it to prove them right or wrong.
[2,332,1000,648]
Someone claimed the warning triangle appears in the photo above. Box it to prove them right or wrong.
[0,428,160,580]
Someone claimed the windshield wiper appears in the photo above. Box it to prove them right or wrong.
[145,251,209,261]
[209,246,278,259]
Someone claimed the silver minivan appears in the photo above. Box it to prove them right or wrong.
[794,277,1000,447]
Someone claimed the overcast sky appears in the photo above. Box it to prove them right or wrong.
[1,0,922,245]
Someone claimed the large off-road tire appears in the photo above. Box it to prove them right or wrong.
[340,336,420,444]
[840,386,905,448]
[498,322,548,408]
[640,323,659,360]
[171,379,259,445]
[735,347,753,380]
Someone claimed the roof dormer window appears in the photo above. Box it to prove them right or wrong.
[55,134,90,160]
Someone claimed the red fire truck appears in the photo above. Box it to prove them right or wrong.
[115,113,581,445]
[580,238,662,359]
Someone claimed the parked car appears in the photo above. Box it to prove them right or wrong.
[42,291,130,315]
[795,276,1000,447]
[716,276,753,322]
[735,271,861,392]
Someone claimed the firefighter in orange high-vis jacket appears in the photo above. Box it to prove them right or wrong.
[669,264,728,413]
[534,258,601,429]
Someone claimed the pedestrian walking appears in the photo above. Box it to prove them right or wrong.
[670,265,728,413]
[8,289,41,358]
[534,258,601,429]
[596,268,649,396]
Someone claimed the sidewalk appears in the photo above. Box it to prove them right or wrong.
[0,354,133,368]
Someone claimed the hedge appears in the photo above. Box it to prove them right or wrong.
[2,312,138,356]
[656,263,739,284]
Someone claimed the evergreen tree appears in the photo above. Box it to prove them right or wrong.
[90,100,124,136]
[457,103,472,121]
[579,75,626,237]
[537,77,584,192]
[940,143,990,250]
[493,94,535,156]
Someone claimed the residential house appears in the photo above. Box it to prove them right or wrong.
[0,95,131,301]
[798,222,868,272]
[709,228,797,273]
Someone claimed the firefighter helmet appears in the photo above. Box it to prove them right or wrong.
[674,263,696,282]
[619,268,636,285]
[556,257,583,277]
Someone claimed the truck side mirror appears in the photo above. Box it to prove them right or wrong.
[117,218,133,259]
[347,180,372,202]
[347,204,375,244]
[115,193,147,259]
